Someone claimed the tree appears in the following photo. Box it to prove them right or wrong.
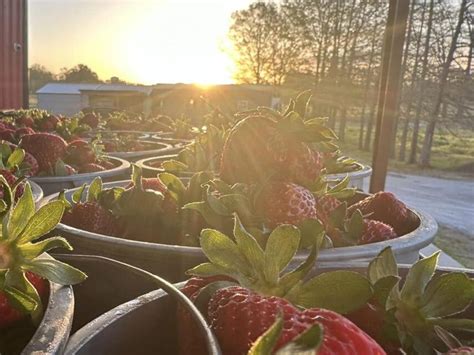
[59,64,101,83]
[29,64,54,93]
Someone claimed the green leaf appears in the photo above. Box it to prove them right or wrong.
[233,215,265,280]
[297,219,325,249]
[194,280,237,316]
[186,171,212,202]
[276,323,323,355]
[431,318,474,332]
[433,326,463,350]
[328,202,347,230]
[199,229,249,275]
[248,314,283,355]
[18,237,72,260]
[183,201,226,229]
[23,258,87,285]
[279,245,318,295]
[162,159,188,172]
[420,273,474,318]
[158,172,186,205]
[16,201,65,244]
[401,252,440,305]
[206,189,231,216]
[3,286,38,314]
[282,99,295,117]
[7,183,35,241]
[294,90,312,119]
[295,271,373,314]
[6,148,25,169]
[373,275,401,309]
[345,210,364,242]
[87,177,103,202]
[72,184,86,204]
[57,190,72,209]
[264,225,300,285]
[4,269,41,317]
[368,247,399,284]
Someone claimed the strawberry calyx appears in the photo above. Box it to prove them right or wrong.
[187,214,373,314]
[0,177,86,327]
[361,247,474,353]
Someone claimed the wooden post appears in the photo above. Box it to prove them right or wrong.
[369,0,410,192]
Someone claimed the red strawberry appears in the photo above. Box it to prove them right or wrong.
[359,219,397,245]
[103,141,118,152]
[79,163,105,173]
[38,115,60,131]
[208,286,385,355]
[100,160,115,170]
[66,139,97,166]
[0,169,24,199]
[21,152,39,176]
[81,113,99,128]
[16,116,35,127]
[126,177,177,215]
[347,192,416,235]
[273,142,324,185]
[316,195,342,227]
[62,201,121,236]
[0,129,16,143]
[0,272,48,329]
[15,127,35,139]
[257,182,317,228]
[20,133,67,173]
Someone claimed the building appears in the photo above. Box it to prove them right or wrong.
[36,83,153,116]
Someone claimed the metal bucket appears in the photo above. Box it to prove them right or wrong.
[327,164,372,190]
[87,130,151,140]
[43,181,437,282]
[30,157,131,195]
[135,154,195,178]
[106,141,177,162]
[60,254,220,355]
[2,273,74,354]
[65,264,473,355]
[30,180,44,206]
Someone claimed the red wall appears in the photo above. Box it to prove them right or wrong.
[0,0,27,109]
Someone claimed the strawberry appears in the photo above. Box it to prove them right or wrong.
[15,127,35,139]
[359,219,397,245]
[37,115,60,131]
[21,152,39,176]
[103,141,118,152]
[125,177,178,216]
[62,201,121,236]
[66,139,97,166]
[257,182,317,228]
[446,348,474,354]
[20,133,67,173]
[0,169,24,199]
[78,163,105,173]
[0,129,16,143]
[100,160,115,170]
[316,194,342,227]
[16,115,35,127]
[0,182,86,330]
[347,192,416,235]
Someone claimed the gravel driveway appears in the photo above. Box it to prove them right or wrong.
[364,173,474,238]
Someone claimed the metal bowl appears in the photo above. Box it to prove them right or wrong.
[43,181,438,282]
[327,164,372,190]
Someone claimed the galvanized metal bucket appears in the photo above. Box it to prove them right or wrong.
[59,254,220,355]
[135,154,194,178]
[327,164,372,190]
[106,140,176,162]
[30,180,44,205]
[43,181,438,282]
[30,157,130,195]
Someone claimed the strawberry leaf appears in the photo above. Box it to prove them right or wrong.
[6,148,25,169]
[23,257,87,285]
[18,237,72,260]
[368,247,399,284]
[279,245,318,296]
[16,201,65,244]
[373,275,401,309]
[72,184,86,204]
[248,314,283,355]
[419,272,474,318]
[264,224,300,285]
[294,90,312,120]
[162,159,188,173]
[183,201,225,229]
[400,252,440,305]
[3,285,38,314]
[7,183,34,241]
[186,262,236,278]
[86,177,102,202]
[194,280,238,316]
[431,318,474,333]
[158,172,186,205]
[276,323,323,354]
[295,271,373,314]
[297,219,325,249]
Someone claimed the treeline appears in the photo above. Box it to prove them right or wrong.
[228,0,473,167]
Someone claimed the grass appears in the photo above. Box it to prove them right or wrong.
[336,122,474,178]
[434,224,474,269]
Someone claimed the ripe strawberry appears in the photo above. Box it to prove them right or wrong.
[103,141,118,152]
[257,182,317,228]
[126,177,177,215]
[20,133,67,173]
[359,219,397,245]
[37,115,60,131]
[348,192,416,235]
[0,272,48,329]
[208,286,385,355]
[79,163,105,173]
[21,152,39,176]
[62,201,121,236]
[0,169,24,199]
[66,139,97,166]
[316,194,342,227]
[15,127,35,139]
[273,142,324,186]
[0,129,16,143]
[16,116,35,127]
[81,113,99,128]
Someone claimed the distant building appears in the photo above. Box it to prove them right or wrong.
[36,83,153,116]
[36,82,281,117]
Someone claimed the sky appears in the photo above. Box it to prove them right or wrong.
[29,0,254,85]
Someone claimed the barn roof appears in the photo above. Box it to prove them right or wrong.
[36,83,153,95]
